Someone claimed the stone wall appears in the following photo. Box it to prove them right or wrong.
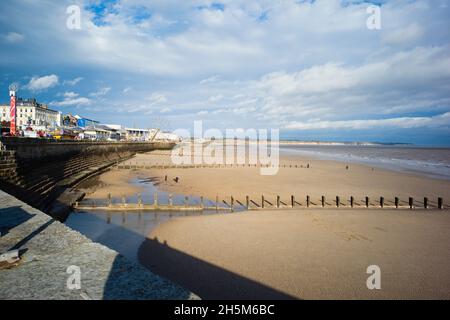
[0,138,175,220]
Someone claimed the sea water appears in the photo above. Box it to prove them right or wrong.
[280,144,450,180]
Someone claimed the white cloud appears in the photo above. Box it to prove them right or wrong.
[89,87,111,97]
[160,107,171,113]
[286,113,450,130]
[63,91,79,99]
[382,23,425,46]
[63,77,83,86]
[50,91,91,107]
[200,75,220,84]
[3,32,25,43]
[26,74,59,91]
[209,94,223,102]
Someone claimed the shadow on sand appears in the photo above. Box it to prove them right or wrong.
[138,236,297,300]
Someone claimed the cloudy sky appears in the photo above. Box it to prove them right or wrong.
[1,0,450,145]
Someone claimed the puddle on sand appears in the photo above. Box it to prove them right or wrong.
[65,177,244,262]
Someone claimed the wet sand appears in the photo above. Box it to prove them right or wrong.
[112,152,450,204]
[78,169,145,199]
[139,210,450,299]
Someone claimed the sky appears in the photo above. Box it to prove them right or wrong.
[1,0,450,145]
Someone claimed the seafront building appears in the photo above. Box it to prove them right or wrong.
[1,98,61,127]
[1,92,180,142]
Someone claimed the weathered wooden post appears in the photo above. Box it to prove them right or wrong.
[380,196,384,208]
[277,195,280,208]
[306,195,310,208]
[350,196,354,208]
[165,175,167,182]
[424,197,428,209]
[395,197,399,209]
[108,193,112,208]
[246,195,250,209]
[438,197,443,210]
[322,196,325,208]
[409,197,414,210]
[365,196,369,208]
[336,196,340,208]
[291,195,295,208]
[154,192,158,208]
[262,195,265,209]
[231,196,234,212]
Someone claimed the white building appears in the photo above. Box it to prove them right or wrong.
[154,131,181,142]
[0,98,61,127]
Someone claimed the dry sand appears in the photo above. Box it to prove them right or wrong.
[140,210,450,299]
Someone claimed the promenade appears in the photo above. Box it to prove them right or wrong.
[0,190,198,300]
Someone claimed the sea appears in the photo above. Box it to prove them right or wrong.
[279,144,450,181]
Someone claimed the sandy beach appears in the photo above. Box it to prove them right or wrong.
[84,151,450,206]
[79,151,450,299]
[139,210,450,299]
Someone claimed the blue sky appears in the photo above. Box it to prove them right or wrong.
[1,0,450,145]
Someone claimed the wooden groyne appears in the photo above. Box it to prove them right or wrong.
[116,163,310,169]
[75,194,446,212]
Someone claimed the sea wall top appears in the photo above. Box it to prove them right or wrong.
[0,137,175,160]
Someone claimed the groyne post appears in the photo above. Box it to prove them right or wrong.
[336,196,340,208]
[306,195,310,208]
[409,197,414,210]
[277,195,280,208]
[262,195,265,209]
[246,195,250,209]
[424,197,428,209]
[350,196,354,208]
[395,197,399,209]
[291,195,295,208]
[231,196,234,212]
[380,197,384,208]
[322,196,325,208]
[438,197,443,210]
[365,196,369,208]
